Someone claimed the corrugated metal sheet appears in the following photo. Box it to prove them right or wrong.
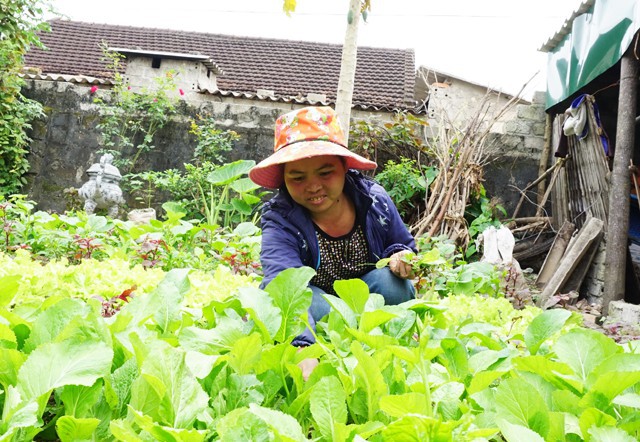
[540,0,640,108]
[538,0,596,53]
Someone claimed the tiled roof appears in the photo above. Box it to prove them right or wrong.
[25,19,419,112]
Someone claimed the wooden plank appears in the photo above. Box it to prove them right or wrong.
[535,221,575,289]
[538,217,604,308]
[560,231,603,293]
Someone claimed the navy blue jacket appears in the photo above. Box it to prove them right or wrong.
[259,171,416,345]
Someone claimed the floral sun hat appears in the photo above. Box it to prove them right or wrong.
[248,106,377,189]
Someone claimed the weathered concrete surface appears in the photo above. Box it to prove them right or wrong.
[608,300,640,324]
[21,79,546,216]
[22,80,280,212]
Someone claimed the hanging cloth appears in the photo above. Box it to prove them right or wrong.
[558,94,610,157]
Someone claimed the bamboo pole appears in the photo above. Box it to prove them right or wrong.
[537,113,553,207]
[506,217,551,227]
[535,158,566,217]
[512,158,566,219]
[603,47,638,314]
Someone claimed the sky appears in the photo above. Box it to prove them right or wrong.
[46,0,585,100]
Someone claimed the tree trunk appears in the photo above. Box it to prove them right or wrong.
[603,46,638,313]
[335,0,360,144]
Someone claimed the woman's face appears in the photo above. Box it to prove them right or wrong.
[283,155,347,217]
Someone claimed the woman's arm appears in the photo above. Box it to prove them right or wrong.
[259,215,307,288]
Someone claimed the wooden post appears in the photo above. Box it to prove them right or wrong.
[603,47,639,314]
[537,113,553,207]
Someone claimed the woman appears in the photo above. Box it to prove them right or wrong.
[249,106,416,347]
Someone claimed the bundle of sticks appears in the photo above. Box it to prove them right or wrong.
[411,92,519,250]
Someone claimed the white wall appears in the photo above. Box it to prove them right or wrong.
[125,56,217,96]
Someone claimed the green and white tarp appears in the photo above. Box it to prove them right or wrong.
[545,0,640,109]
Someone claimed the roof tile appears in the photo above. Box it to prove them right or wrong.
[24,19,418,111]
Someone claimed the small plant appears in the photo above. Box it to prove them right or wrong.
[189,115,239,165]
[62,187,84,212]
[374,158,437,223]
[378,233,503,299]
[465,191,506,258]
[93,42,180,198]
[201,159,260,228]
[349,111,430,165]
[0,194,36,251]
[70,234,103,263]
[136,236,168,269]
[127,171,158,208]
[210,222,262,275]
[149,119,259,223]
[94,285,136,317]
[0,201,15,251]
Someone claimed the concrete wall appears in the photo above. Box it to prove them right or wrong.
[426,80,518,129]
[20,79,395,212]
[483,91,548,217]
[125,56,217,95]
[21,79,546,216]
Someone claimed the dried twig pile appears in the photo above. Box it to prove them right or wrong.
[411,93,520,249]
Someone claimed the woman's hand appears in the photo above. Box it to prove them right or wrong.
[389,250,414,279]
[299,357,319,381]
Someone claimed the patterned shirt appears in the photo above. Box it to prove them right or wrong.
[310,219,374,295]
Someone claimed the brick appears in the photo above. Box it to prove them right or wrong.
[532,122,547,137]
[517,105,546,121]
[504,120,531,135]
[497,134,524,148]
[608,300,640,324]
[532,91,547,104]
[524,136,544,150]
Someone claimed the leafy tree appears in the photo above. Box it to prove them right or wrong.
[0,0,49,196]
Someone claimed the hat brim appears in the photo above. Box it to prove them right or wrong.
[249,140,377,189]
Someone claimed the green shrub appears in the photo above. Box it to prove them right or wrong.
[0,0,48,196]
[374,158,436,223]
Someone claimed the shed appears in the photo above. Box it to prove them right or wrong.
[539,0,640,311]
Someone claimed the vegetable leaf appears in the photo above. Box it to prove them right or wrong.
[56,416,100,442]
[379,392,429,417]
[333,279,369,315]
[18,340,113,400]
[351,341,386,421]
[217,407,270,442]
[0,275,21,308]
[494,377,550,437]
[553,328,620,386]
[237,286,282,341]
[497,418,545,442]
[249,403,306,441]
[524,309,572,355]
[310,376,347,440]
[59,380,103,418]
[130,340,210,429]
[228,333,262,375]
[264,267,314,343]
